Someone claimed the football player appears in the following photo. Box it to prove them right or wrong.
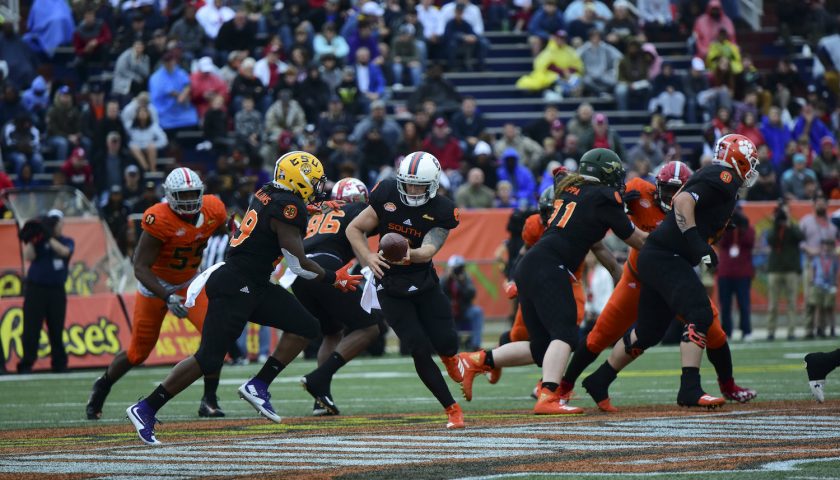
[86,168,228,420]
[455,149,647,415]
[126,152,361,445]
[346,151,466,429]
[805,348,840,403]
[563,161,757,412]
[608,134,759,408]
[295,178,384,416]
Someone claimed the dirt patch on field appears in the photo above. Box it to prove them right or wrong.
[1,400,838,479]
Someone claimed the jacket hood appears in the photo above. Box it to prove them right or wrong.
[501,147,520,161]
[30,76,48,94]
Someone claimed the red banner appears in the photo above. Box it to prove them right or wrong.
[1,293,132,371]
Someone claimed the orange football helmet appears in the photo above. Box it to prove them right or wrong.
[713,134,759,187]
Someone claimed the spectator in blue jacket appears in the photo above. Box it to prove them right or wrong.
[347,20,381,64]
[527,0,564,56]
[449,96,486,151]
[761,106,793,175]
[148,52,198,132]
[793,103,835,153]
[496,147,537,209]
[353,46,386,110]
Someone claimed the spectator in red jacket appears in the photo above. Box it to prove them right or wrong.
[190,57,230,119]
[0,171,13,217]
[716,206,755,341]
[72,7,112,82]
[61,147,95,198]
[422,117,463,173]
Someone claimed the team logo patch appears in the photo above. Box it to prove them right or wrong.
[454,208,461,222]
[614,192,622,204]
[639,199,651,208]
[720,171,733,183]
[300,163,312,175]
[284,205,298,219]
[144,214,155,225]
[384,202,397,212]
[422,214,435,221]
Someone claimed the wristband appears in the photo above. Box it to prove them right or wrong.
[321,270,337,285]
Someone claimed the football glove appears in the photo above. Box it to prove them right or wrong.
[333,261,363,292]
[503,280,518,299]
[306,200,346,215]
[166,294,189,318]
[621,189,642,203]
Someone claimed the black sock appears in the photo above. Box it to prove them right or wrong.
[255,356,286,385]
[203,376,219,399]
[413,352,455,408]
[542,381,559,392]
[145,384,173,411]
[315,352,346,380]
[484,350,495,369]
[706,343,733,382]
[681,367,701,390]
[563,343,600,385]
[101,371,114,387]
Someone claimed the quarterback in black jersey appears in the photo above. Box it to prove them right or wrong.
[294,178,383,416]
[346,151,466,429]
[615,134,760,408]
[456,149,646,415]
[127,152,362,445]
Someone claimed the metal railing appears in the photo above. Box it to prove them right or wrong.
[739,0,764,31]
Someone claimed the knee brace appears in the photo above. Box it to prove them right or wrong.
[682,323,707,349]
[622,331,646,359]
[682,304,713,336]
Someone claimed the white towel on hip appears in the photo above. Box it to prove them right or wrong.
[185,262,225,307]
[360,267,381,313]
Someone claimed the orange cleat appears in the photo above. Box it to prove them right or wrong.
[530,379,543,399]
[488,366,502,384]
[440,355,464,384]
[457,351,492,401]
[445,403,465,429]
[595,398,619,413]
[677,390,726,409]
[533,387,584,415]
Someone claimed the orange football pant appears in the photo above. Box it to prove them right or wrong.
[126,287,208,365]
[585,265,727,354]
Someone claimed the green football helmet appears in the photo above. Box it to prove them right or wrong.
[578,148,626,191]
[538,187,555,223]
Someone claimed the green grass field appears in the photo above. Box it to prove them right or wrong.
[0,334,838,479]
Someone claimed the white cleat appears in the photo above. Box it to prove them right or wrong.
[809,380,826,403]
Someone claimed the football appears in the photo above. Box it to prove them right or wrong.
[380,232,409,262]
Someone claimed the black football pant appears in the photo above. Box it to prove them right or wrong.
[377,286,458,408]
[634,244,715,349]
[193,263,320,375]
[20,282,67,372]
[514,251,579,366]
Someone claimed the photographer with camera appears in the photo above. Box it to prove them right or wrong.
[717,204,756,341]
[441,255,484,351]
[766,199,805,341]
[17,209,75,373]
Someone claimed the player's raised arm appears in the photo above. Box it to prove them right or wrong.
[347,205,389,278]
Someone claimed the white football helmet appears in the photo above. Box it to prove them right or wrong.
[396,151,441,207]
[164,167,204,215]
[331,177,369,203]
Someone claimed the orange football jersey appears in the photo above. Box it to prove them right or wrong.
[521,213,546,248]
[624,177,666,270]
[141,195,228,284]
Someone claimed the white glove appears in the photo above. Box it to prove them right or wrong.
[166,294,189,318]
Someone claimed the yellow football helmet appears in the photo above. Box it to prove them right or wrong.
[272,151,327,203]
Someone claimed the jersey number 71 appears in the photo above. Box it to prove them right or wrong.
[547,200,577,228]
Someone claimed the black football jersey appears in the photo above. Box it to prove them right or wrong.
[369,178,459,275]
[225,185,308,281]
[648,164,742,260]
[529,183,635,271]
[303,201,367,264]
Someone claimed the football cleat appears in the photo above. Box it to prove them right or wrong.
[312,401,335,416]
[531,379,543,399]
[441,355,464,384]
[595,398,619,413]
[456,351,492,401]
[300,375,340,416]
[487,366,502,384]
[238,378,281,423]
[805,353,831,403]
[198,395,225,417]
[126,400,161,445]
[809,380,826,403]
[677,389,726,409]
[718,378,757,403]
[533,387,584,415]
[445,403,465,429]
[86,376,111,420]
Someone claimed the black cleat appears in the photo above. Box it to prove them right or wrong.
[198,395,226,417]
[312,400,336,417]
[86,376,111,420]
[676,387,725,409]
[300,375,340,415]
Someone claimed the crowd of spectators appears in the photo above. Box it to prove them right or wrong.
[0,0,839,259]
